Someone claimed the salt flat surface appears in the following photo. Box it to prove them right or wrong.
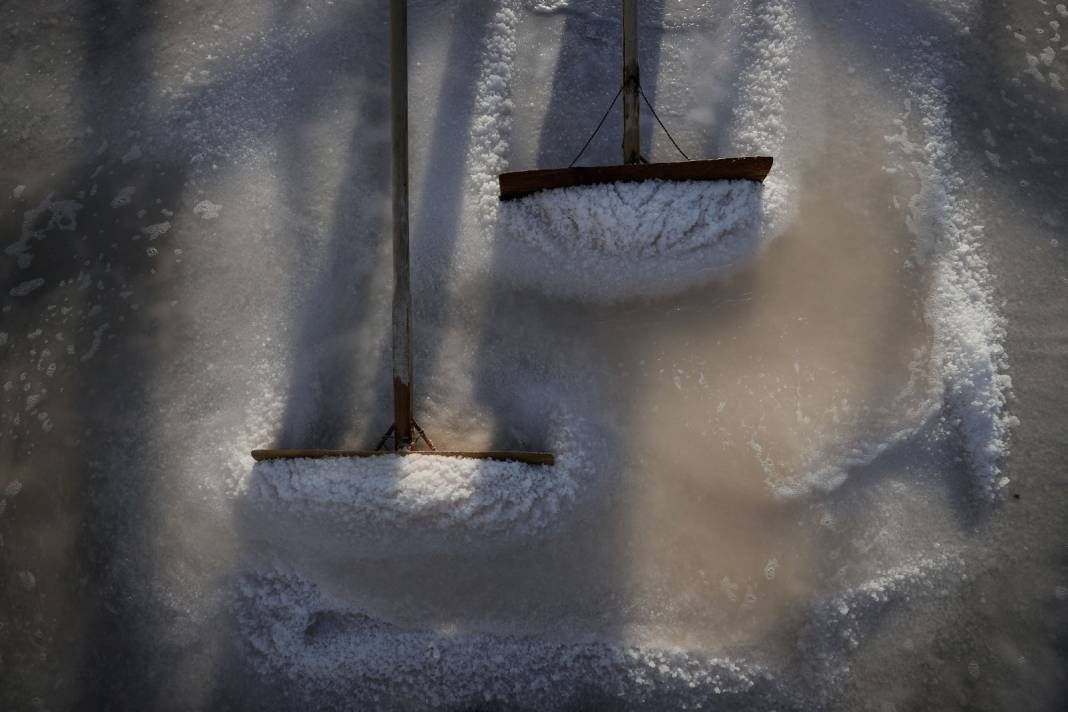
[1,0,1062,709]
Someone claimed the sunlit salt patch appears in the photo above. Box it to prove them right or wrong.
[237,569,796,710]
[496,179,767,302]
[241,418,598,548]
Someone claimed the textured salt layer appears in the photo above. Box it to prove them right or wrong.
[237,569,801,711]
[5,193,82,270]
[497,179,766,302]
[799,553,963,672]
[241,416,599,545]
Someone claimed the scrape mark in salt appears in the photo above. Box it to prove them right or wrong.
[80,323,109,362]
[9,278,45,297]
[110,186,136,208]
[193,200,221,219]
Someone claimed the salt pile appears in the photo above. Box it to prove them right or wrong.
[888,52,1017,497]
[234,0,1015,705]
[496,179,767,302]
[237,568,798,711]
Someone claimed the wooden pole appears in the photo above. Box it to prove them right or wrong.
[622,0,640,164]
[390,0,413,450]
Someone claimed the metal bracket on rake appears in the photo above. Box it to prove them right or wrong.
[374,426,394,451]
[411,421,436,450]
[374,421,436,452]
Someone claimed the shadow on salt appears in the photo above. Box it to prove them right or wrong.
[495,176,783,303]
